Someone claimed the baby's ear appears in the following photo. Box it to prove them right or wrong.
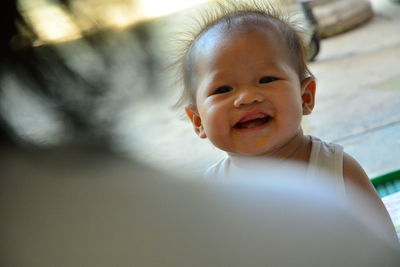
[185,105,207,139]
[301,77,316,115]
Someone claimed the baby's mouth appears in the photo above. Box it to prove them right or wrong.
[234,113,272,129]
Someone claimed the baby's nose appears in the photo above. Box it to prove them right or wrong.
[233,90,264,108]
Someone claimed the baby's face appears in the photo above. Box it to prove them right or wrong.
[187,26,312,156]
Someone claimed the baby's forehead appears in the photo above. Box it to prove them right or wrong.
[190,16,286,65]
[193,15,285,54]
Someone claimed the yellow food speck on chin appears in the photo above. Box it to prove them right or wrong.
[255,136,268,147]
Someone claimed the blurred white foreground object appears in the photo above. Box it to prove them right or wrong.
[1,147,399,266]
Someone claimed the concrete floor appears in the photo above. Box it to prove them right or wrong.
[118,0,400,178]
[303,0,400,178]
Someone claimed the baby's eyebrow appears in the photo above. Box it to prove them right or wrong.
[197,71,224,91]
[255,59,280,68]
[203,60,283,83]
[211,71,231,81]
[199,69,230,83]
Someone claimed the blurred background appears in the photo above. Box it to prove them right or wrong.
[1,0,399,179]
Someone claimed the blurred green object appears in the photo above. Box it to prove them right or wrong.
[372,170,400,198]
[390,0,400,4]
[374,170,400,239]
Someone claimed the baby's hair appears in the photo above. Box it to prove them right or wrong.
[172,0,314,109]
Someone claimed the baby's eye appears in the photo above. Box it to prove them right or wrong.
[214,86,233,94]
[259,76,278,84]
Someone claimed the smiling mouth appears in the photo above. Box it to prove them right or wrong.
[234,114,272,129]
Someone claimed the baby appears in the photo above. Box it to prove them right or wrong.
[174,0,397,241]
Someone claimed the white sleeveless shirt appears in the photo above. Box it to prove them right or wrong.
[205,136,346,197]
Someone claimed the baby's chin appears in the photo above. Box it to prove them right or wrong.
[212,139,277,157]
[226,147,274,157]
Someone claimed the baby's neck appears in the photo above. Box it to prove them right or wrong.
[228,134,312,168]
[271,134,312,162]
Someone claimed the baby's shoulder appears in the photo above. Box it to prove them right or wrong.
[309,135,343,154]
[204,157,230,178]
[308,136,343,170]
